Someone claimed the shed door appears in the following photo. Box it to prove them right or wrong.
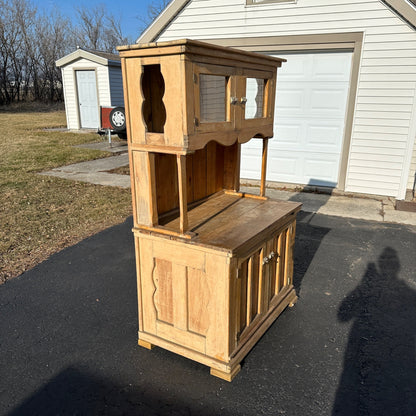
[76,70,99,128]
[241,52,352,188]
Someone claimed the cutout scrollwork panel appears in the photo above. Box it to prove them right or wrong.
[152,258,174,325]
[141,64,166,133]
[245,78,265,119]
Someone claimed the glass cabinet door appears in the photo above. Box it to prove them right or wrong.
[199,74,228,123]
[193,64,235,133]
[239,69,275,130]
[193,65,275,134]
[244,78,265,120]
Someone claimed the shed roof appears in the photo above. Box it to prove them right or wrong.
[138,0,416,44]
[56,48,121,68]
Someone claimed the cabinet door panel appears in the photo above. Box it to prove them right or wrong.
[193,63,236,133]
[138,237,230,358]
[238,70,276,131]
[234,223,295,346]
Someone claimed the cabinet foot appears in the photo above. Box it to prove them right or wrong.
[210,365,241,382]
[138,339,155,350]
[289,295,298,308]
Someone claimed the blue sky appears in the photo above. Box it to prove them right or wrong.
[31,0,158,41]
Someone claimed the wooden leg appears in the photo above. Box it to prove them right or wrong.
[138,339,155,350]
[210,365,241,382]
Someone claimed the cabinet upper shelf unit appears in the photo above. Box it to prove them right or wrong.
[117,39,285,154]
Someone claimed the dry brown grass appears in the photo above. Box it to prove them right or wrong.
[0,109,132,283]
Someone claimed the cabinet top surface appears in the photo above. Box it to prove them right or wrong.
[117,38,286,66]
[159,193,301,256]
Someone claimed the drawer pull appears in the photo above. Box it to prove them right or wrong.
[262,251,278,265]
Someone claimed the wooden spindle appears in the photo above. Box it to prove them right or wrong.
[176,154,188,234]
[260,138,268,197]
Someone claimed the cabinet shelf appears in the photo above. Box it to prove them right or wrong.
[151,191,300,257]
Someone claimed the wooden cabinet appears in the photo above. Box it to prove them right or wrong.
[118,39,301,381]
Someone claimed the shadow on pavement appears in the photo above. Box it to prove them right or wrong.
[292,211,331,294]
[289,178,333,294]
[8,366,231,416]
[333,247,416,415]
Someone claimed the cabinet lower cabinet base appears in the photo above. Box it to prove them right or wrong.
[210,365,241,382]
[137,287,297,382]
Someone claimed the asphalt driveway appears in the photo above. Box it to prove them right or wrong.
[1,212,415,415]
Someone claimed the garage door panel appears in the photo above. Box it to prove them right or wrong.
[304,157,340,185]
[267,153,299,180]
[312,53,353,81]
[310,88,349,116]
[241,51,352,187]
[307,124,344,152]
[274,122,303,147]
[277,55,311,81]
[241,153,262,180]
[277,83,349,118]
[276,88,305,114]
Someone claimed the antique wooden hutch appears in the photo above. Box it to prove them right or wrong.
[118,39,301,381]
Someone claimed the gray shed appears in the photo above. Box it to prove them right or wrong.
[56,48,124,130]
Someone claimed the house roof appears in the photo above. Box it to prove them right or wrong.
[56,48,121,68]
[137,0,416,44]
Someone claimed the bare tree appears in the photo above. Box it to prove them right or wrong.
[102,14,131,51]
[75,5,106,51]
[148,0,171,21]
[74,5,131,53]
[35,11,72,101]
[0,0,36,104]
[0,0,131,105]
[138,0,171,37]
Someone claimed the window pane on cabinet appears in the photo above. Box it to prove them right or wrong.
[200,74,227,123]
[245,78,265,119]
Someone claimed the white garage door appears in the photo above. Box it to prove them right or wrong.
[241,52,352,188]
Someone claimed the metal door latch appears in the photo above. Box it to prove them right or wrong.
[263,251,277,265]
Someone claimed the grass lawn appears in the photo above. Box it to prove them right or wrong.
[0,107,132,283]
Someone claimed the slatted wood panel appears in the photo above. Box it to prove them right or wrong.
[154,142,238,218]
[235,224,294,345]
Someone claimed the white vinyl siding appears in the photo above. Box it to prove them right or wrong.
[156,0,416,199]
[408,138,416,193]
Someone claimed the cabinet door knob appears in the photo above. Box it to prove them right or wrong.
[230,97,238,105]
[240,97,247,104]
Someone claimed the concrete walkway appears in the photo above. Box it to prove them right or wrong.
[243,187,416,227]
[40,153,131,188]
[40,153,416,226]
